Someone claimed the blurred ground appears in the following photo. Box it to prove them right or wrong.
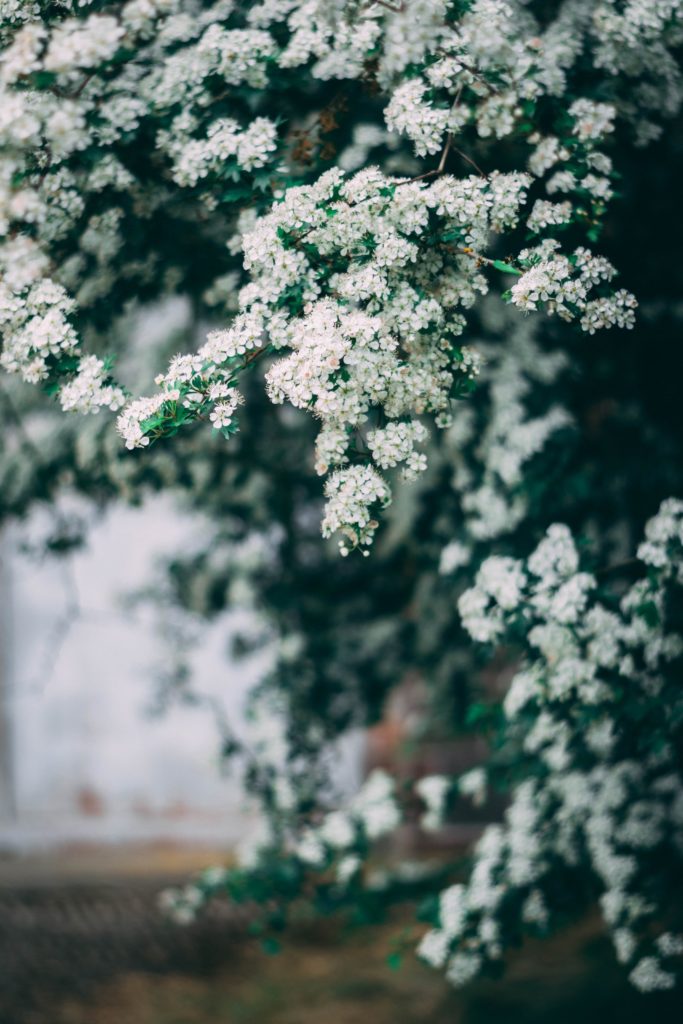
[1,847,682,1024]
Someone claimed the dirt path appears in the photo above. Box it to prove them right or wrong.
[34,913,683,1024]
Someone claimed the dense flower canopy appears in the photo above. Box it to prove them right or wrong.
[1,0,683,998]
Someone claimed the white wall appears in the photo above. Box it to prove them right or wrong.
[0,497,269,850]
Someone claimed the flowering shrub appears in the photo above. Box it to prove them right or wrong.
[0,0,663,550]
[156,501,683,993]
[2,0,683,998]
[434,502,683,992]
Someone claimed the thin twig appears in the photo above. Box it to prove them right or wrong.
[452,54,499,97]
[451,143,486,178]
[243,346,268,370]
[72,72,94,99]
[397,132,456,186]
[437,133,453,174]
[399,167,440,184]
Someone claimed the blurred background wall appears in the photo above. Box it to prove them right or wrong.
[0,498,288,853]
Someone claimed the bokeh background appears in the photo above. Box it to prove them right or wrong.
[2,13,683,1022]
[2,498,683,1024]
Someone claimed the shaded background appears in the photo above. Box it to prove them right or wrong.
[1,504,683,1024]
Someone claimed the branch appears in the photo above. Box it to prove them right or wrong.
[451,143,486,178]
[437,133,453,174]
[398,133,456,185]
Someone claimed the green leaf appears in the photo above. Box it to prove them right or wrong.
[440,230,463,243]
[639,600,660,628]
[387,952,403,972]
[466,702,501,729]
[220,185,253,203]
[492,260,522,276]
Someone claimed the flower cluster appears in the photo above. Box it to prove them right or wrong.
[1,0,672,554]
[321,465,391,556]
[509,242,637,333]
[1,0,429,409]
[161,116,279,187]
[438,307,573,549]
[415,766,486,832]
[416,500,683,992]
[126,156,638,552]
[120,165,534,549]
[384,1,681,155]
[158,768,403,924]
[297,768,402,864]
[0,246,124,412]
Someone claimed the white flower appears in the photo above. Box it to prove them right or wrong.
[629,957,676,993]
[417,929,451,968]
[458,767,487,807]
[439,884,468,938]
[336,855,361,884]
[322,465,391,554]
[527,199,572,233]
[439,541,471,574]
[446,952,483,987]
[320,810,355,849]
[657,933,683,958]
[521,888,548,926]
[296,829,326,867]
[569,99,616,142]
[209,390,244,430]
[352,770,401,839]
[416,774,451,831]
